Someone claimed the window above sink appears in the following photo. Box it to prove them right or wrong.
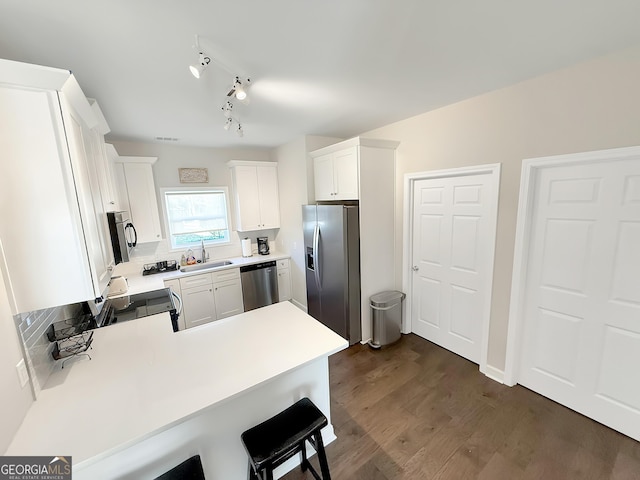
[161,187,232,250]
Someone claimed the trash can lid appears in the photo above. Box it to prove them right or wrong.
[370,290,406,307]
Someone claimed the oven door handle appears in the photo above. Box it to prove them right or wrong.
[171,290,183,317]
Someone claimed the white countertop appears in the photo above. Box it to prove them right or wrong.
[7,301,347,467]
[116,251,291,296]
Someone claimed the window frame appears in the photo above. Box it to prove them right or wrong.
[160,186,233,252]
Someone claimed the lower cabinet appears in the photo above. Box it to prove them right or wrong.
[212,269,244,319]
[182,283,216,329]
[277,259,292,302]
[170,268,244,330]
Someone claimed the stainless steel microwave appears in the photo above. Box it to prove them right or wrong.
[107,211,137,264]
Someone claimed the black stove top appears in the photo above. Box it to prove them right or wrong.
[96,288,178,329]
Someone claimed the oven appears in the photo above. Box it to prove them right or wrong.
[94,288,182,332]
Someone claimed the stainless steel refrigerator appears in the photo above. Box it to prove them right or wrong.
[302,204,361,344]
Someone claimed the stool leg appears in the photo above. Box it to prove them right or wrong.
[314,432,331,480]
[247,461,258,480]
[300,440,309,471]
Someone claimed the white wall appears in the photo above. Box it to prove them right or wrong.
[274,136,343,309]
[362,45,640,372]
[0,272,32,453]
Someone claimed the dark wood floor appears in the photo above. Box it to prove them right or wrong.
[282,334,640,479]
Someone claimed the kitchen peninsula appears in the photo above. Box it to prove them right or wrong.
[7,302,347,479]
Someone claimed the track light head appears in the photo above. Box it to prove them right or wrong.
[189,52,211,78]
[237,123,244,138]
[223,117,233,131]
[228,76,250,101]
[221,101,233,118]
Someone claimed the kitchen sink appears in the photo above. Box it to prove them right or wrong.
[179,260,233,273]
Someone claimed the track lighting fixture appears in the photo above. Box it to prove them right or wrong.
[189,51,211,79]
[189,35,252,137]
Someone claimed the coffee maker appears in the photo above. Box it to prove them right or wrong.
[257,237,269,255]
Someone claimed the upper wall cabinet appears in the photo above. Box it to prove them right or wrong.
[313,146,359,200]
[89,101,119,212]
[228,161,280,231]
[113,155,163,243]
[0,59,113,314]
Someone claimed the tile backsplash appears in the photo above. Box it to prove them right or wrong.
[14,302,84,397]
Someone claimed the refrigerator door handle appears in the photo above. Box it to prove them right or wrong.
[313,223,321,291]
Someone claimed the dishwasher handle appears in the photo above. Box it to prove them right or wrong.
[240,260,277,272]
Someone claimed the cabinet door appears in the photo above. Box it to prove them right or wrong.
[257,165,280,229]
[333,147,359,200]
[213,279,244,319]
[95,139,118,212]
[277,264,292,302]
[85,128,115,271]
[113,163,131,215]
[181,284,216,329]
[313,153,335,200]
[122,163,162,243]
[62,97,112,297]
[0,86,95,313]
[233,166,262,231]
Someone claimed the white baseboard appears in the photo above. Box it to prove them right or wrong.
[483,365,505,384]
[291,298,306,311]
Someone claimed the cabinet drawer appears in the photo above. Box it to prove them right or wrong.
[277,259,290,269]
[180,273,213,289]
[212,268,240,283]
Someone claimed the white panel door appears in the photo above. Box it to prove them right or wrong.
[519,156,640,440]
[411,171,498,363]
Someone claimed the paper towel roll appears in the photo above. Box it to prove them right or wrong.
[241,238,252,257]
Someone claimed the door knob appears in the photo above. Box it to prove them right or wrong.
[412,265,419,272]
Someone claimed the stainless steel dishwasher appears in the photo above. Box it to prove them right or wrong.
[240,261,279,311]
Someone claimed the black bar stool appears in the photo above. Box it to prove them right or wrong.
[241,397,331,480]
[154,455,206,479]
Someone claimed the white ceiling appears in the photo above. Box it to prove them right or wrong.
[2,0,640,149]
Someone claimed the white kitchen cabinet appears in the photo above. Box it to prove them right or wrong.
[313,146,359,200]
[228,161,280,231]
[0,60,112,314]
[113,156,162,243]
[277,259,292,302]
[64,101,114,295]
[212,269,244,319]
[179,268,243,327]
[89,100,118,212]
[181,283,216,329]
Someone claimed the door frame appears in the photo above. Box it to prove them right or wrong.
[402,163,501,376]
[503,145,640,386]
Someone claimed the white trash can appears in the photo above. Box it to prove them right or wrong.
[368,290,406,349]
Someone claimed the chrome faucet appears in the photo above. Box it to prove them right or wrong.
[201,239,207,263]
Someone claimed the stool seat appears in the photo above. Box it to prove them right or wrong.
[241,397,331,480]
[154,455,205,479]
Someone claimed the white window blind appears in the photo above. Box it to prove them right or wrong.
[164,189,230,249]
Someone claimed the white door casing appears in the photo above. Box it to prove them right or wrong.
[505,146,640,441]
[403,164,500,373]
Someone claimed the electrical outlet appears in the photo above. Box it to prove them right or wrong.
[16,359,29,388]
